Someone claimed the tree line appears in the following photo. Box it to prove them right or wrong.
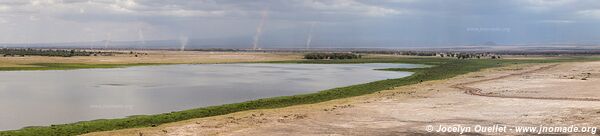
[353,51,502,59]
[304,53,362,60]
[1,48,114,57]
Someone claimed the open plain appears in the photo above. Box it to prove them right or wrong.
[0,51,302,67]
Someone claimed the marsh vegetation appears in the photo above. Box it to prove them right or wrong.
[3,56,597,135]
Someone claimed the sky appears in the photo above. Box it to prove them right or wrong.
[1,0,600,48]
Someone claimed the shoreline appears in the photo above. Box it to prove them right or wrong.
[89,61,600,136]
[84,62,554,136]
[0,51,302,71]
[1,56,598,135]
[0,63,415,131]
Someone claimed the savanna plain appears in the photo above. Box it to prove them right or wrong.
[1,51,599,136]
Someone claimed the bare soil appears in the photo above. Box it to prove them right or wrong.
[0,51,301,67]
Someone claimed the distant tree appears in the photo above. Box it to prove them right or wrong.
[304,53,361,60]
[0,48,117,57]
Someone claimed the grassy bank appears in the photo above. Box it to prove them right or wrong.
[1,57,598,136]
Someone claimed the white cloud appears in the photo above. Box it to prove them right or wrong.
[29,15,39,21]
[157,9,226,17]
[577,9,600,19]
[366,6,402,16]
[538,20,575,23]
[303,0,402,17]
[109,0,138,13]
[519,0,577,12]
[30,0,63,6]
[524,0,575,6]
[0,5,10,12]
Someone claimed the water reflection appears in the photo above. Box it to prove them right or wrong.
[0,63,418,130]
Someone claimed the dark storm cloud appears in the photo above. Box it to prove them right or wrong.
[0,0,599,46]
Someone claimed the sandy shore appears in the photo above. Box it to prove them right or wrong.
[84,61,600,136]
[0,51,301,67]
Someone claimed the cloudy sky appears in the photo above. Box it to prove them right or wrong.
[1,0,600,48]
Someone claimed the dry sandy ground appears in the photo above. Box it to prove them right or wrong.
[85,61,600,136]
[0,51,301,67]
[470,63,600,101]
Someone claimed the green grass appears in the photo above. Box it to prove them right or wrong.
[1,56,598,136]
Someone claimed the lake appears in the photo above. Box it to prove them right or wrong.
[0,63,418,130]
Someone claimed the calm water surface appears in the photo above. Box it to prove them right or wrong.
[0,63,418,130]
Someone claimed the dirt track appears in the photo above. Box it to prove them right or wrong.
[86,62,600,136]
[455,64,600,102]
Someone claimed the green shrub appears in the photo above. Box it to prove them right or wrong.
[304,53,361,60]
